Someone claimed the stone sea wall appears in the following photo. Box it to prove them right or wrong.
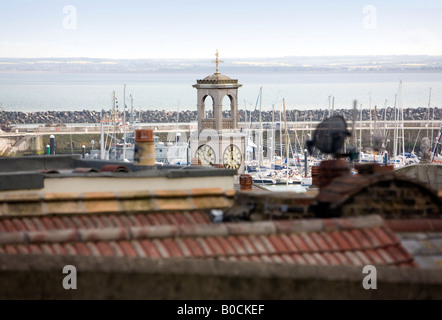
[0,107,440,126]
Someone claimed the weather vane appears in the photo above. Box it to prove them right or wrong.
[212,49,223,74]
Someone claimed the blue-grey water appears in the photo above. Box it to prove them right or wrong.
[0,71,441,112]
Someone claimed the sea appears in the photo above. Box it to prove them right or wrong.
[0,71,441,113]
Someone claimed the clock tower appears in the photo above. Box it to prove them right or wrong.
[191,50,246,173]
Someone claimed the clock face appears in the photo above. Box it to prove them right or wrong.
[223,144,242,170]
[196,144,215,167]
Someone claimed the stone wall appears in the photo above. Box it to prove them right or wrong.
[0,254,441,300]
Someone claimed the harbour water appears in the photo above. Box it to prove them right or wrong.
[1,71,441,112]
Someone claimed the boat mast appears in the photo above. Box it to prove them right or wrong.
[283,98,289,187]
[123,84,126,161]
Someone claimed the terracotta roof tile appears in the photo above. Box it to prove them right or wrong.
[63,243,77,255]
[300,233,320,251]
[85,242,101,256]
[329,231,352,251]
[333,252,351,265]
[280,254,295,264]
[322,252,340,265]
[341,230,362,250]
[344,251,363,265]
[205,237,227,256]
[108,241,125,257]
[215,237,236,256]
[194,237,215,257]
[183,238,205,257]
[0,213,418,268]
[309,232,331,251]
[119,240,138,257]
[226,235,247,255]
[130,241,147,258]
[291,253,308,265]
[302,253,318,265]
[139,240,161,258]
[288,234,310,252]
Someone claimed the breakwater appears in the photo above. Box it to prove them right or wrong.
[0,107,440,129]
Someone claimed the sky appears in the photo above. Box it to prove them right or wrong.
[1,0,442,59]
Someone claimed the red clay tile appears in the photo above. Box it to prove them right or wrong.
[280,254,295,264]
[312,253,328,265]
[279,234,300,253]
[215,237,237,256]
[190,211,210,224]
[259,235,278,254]
[180,212,198,225]
[386,246,409,264]
[299,233,320,251]
[21,218,38,231]
[309,232,331,251]
[40,244,55,255]
[194,237,215,256]
[126,215,140,227]
[290,254,308,265]
[108,215,124,228]
[302,253,318,265]
[322,252,340,265]
[163,213,180,226]
[11,218,26,232]
[117,215,133,227]
[183,238,205,257]
[62,243,77,255]
[135,214,151,226]
[146,214,162,226]
[74,242,91,256]
[341,230,362,250]
[359,228,382,248]
[270,254,284,263]
[154,213,170,226]
[71,216,86,229]
[108,241,125,257]
[260,255,273,263]
[205,237,227,256]
[79,216,95,229]
[376,248,395,265]
[371,227,397,247]
[90,216,106,228]
[364,249,386,265]
[3,220,17,232]
[289,234,310,252]
[163,238,185,258]
[268,234,290,254]
[41,217,57,230]
[50,217,67,229]
[61,217,76,229]
[52,243,67,255]
[152,239,171,258]
[333,252,351,265]
[224,235,246,255]
[236,235,257,255]
[130,241,147,258]
[85,242,101,256]
[354,251,371,265]
[350,229,372,249]
[0,221,7,232]
[16,244,31,254]
[344,251,363,266]
[119,241,138,257]
[5,245,18,254]
[95,241,113,256]
[175,238,193,258]
[139,239,161,258]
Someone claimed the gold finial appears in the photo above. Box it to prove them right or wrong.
[212,49,223,73]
